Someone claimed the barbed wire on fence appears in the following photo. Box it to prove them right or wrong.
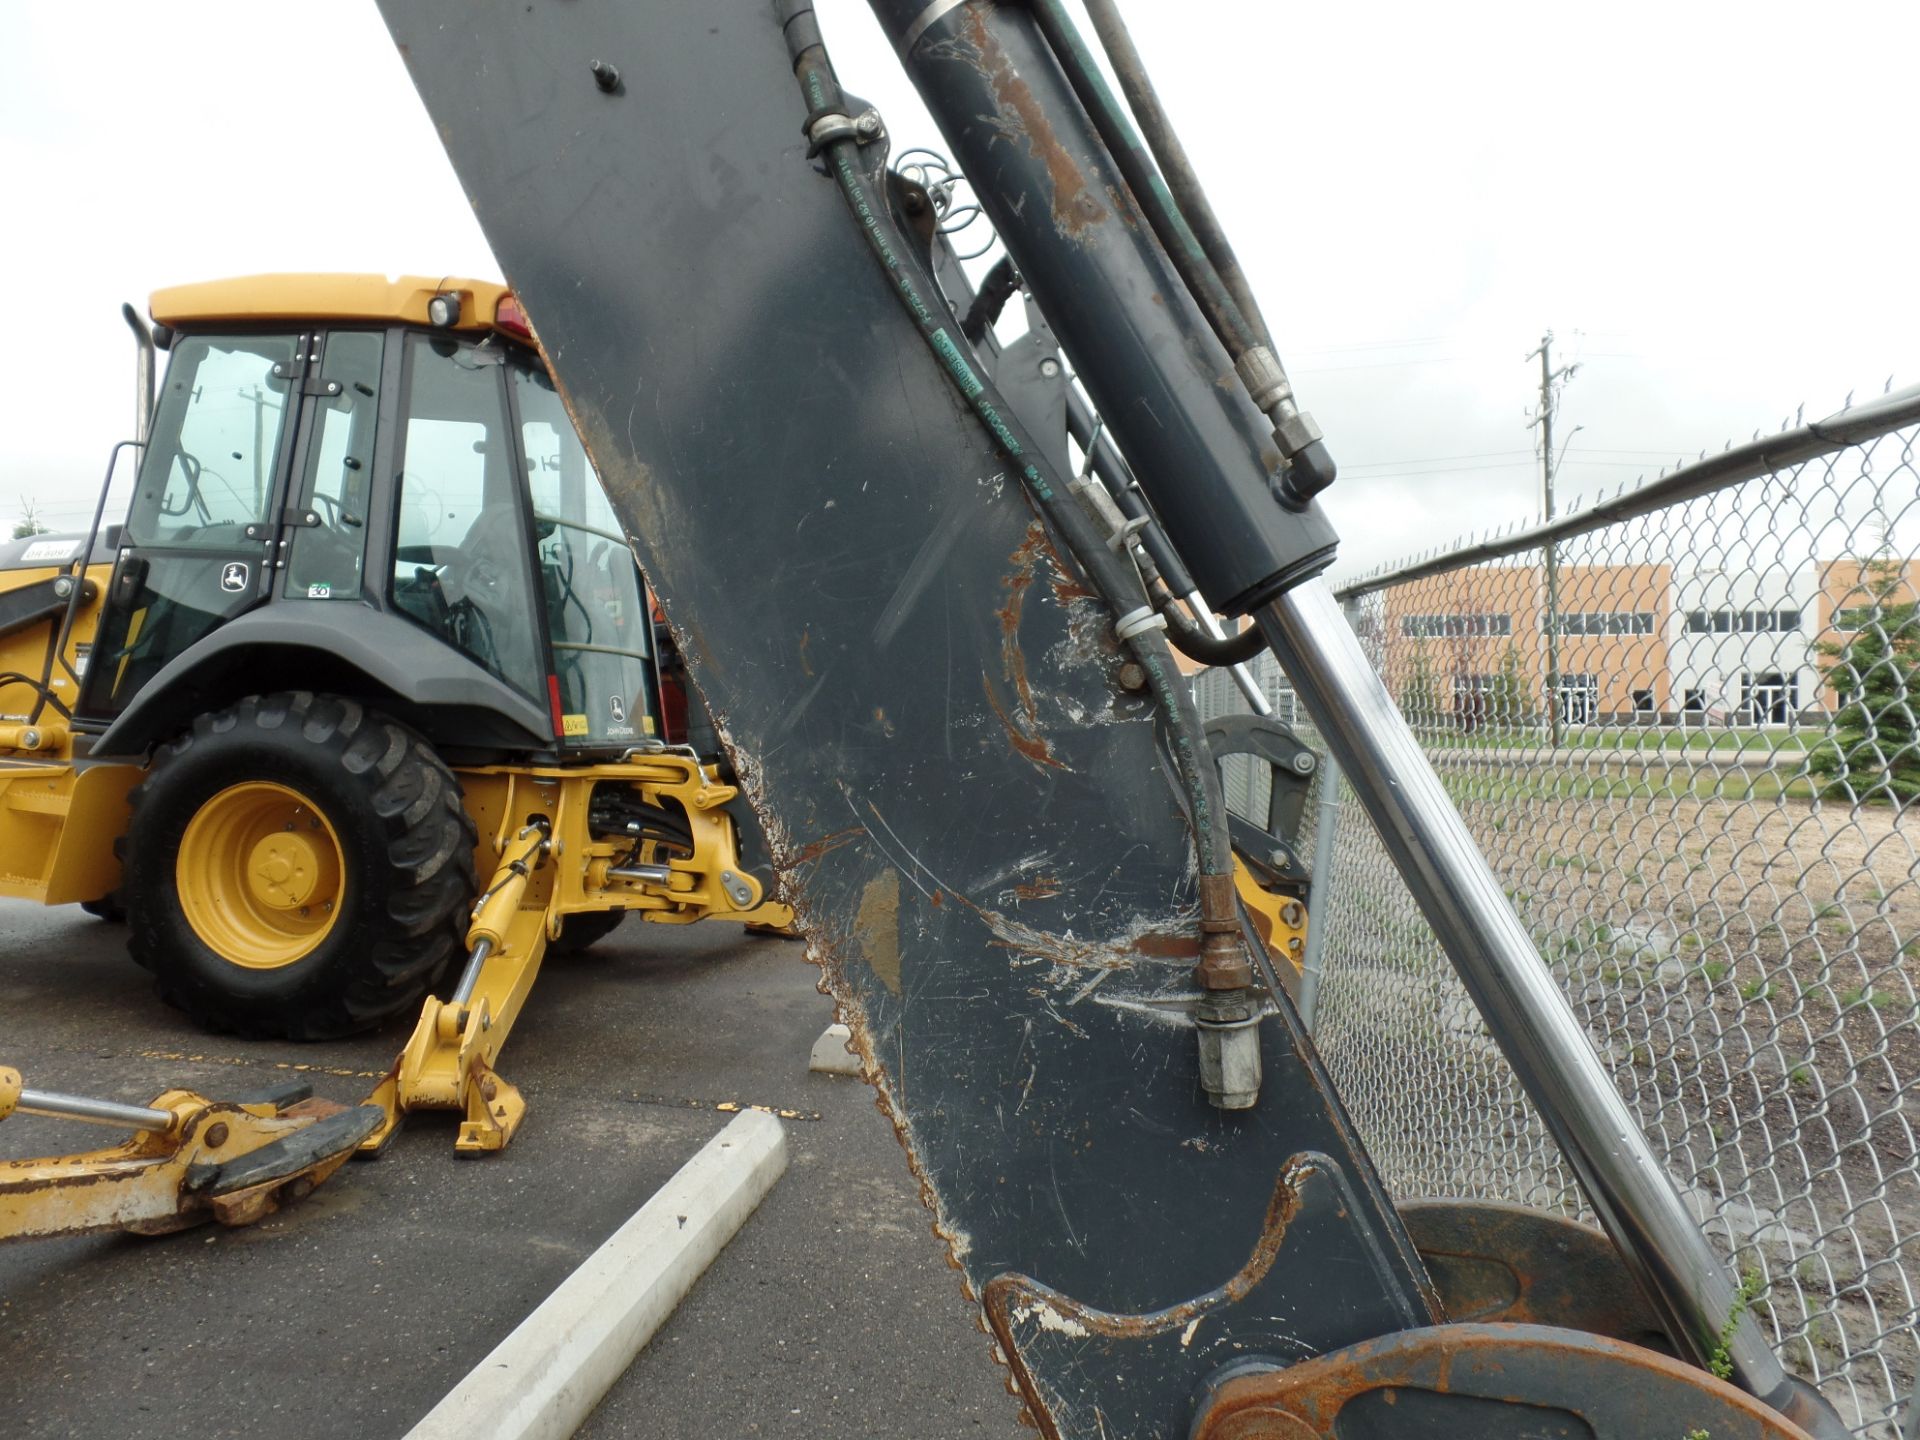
[1197,388,1920,1437]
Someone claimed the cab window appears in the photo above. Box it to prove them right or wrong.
[389,334,542,699]
[285,331,383,600]
[514,361,655,746]
[126,334,296,547]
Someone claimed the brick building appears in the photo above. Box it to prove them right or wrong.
[1367,558,1919,728]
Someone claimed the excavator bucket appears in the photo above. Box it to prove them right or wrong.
[378,4,1840,1437]
[377,5,1436,1433]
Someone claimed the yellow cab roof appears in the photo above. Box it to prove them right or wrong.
[148,274,519,336]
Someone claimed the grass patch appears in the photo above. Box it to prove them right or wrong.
[1423,725,1811,755]
[1839,986,1901,1012]
[1434,768,1819,806]
[1707,1269,1768,1382]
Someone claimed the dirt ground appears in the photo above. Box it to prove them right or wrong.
[1312,779,1919,1435]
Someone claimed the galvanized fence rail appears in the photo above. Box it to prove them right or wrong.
[1197,385,1920,1436]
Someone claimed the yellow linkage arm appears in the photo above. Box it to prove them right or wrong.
[0,1067,381,1243]
[363,823,552,1156]
[363,755,783,1157]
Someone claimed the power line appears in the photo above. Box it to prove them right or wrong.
[1342,444,1694,475]
[1293,356,1465,375]
[1289,334,1454,355]
[1566,445,1695,457]
[1345,458,1668,482]
[1342,448,1535,471]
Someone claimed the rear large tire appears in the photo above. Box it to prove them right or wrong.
[550,909,626,955]
[123,692,476,1040]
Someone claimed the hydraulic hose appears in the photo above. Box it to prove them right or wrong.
[1062,385,1196,596]
[1062,379,1261,668]
[774,3,1243,980]
[1024,0,1335,503]
[959,255,1021,343]
[1078,0,1272,356]
[1026,0,1258,359]
[1155,589,1267,668]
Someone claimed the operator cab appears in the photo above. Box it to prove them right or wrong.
[76,275,658,759]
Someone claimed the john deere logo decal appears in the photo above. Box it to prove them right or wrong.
[609,694,627,724]
[219,562,250,593]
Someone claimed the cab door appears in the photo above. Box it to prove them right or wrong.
[510,355,660,750]
[78,332,312,720]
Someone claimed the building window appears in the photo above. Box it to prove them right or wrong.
[1557,673,1599,726]
[1558,610,1656,636]
[1402,612,1513,638]
[1682,688,1707,715]
[1741,671,1799,725]
[1687,607,1800,635]
[1632,688,1656,714]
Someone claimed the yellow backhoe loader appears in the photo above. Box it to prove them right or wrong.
[0,273,1305,1240]
[0,275,801,1217]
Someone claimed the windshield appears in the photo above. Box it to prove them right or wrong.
[515,361,656,746]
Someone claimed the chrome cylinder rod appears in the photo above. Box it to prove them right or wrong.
[20,1088,172,1131]
[606,863,673,884]
[449,937,494,1008]
[1256,576,1794,1410]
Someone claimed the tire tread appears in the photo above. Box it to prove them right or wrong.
[124,690,477,1040]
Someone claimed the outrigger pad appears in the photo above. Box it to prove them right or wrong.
[221,1079,315,1113]
[188,1104,386,1196]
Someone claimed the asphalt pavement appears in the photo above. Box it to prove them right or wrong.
[0,899,1024,1439]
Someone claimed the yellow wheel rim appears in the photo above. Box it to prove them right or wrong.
[176,781,345,970]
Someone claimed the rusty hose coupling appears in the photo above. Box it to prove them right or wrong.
[1194,872,1255,991]
[1196,985,1262,1111]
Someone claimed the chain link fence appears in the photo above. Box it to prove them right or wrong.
[1198,386,1920,1436]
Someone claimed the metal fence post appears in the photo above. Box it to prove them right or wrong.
[1297,748,1340,1032]
[1296,599,1363,1033]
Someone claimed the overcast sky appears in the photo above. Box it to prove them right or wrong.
[3,2,1914,581]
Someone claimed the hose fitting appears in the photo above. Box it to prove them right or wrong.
[1193,872,1260,1109]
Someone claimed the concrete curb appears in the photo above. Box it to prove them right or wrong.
[809,1022,861,1076]
[405,1108,788,1440]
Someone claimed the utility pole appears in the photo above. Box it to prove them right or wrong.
[1528,333,1579,748]
[247,386,268,513]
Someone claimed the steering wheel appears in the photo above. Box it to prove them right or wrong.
[160,450,214,525]
[394,561,455,634]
